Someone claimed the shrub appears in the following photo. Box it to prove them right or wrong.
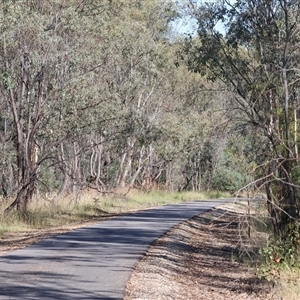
[257,222,300,280]
[211,168,250,192]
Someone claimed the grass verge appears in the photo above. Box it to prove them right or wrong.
[0,189,231,237]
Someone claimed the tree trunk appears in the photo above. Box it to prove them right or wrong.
[118,137,136,188]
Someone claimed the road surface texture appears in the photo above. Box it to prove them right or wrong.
[0,200,233,300]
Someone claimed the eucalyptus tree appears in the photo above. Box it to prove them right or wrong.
[0,0,114,212]
[0,0,235,213]
[145,36,231,192]
[0,0,183,201]
[82,0,179,190]
[183,0,300,237]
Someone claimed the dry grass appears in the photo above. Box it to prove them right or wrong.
[0,189,230,237]
[0,189,230,257]
[276,270,300,300]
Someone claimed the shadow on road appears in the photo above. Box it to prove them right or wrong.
[0,201,232,299]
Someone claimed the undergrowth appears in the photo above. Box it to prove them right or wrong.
[247,203,300,300]
[256,222,300,278]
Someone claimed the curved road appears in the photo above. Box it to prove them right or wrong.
[0,199,233,300]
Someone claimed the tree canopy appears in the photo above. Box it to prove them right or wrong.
[1,0,240,214]
[182,0,300,238]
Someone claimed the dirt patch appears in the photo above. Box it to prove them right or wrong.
[125,205,276,300]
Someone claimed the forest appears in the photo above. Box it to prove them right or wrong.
[0,1,245,210]
[0,0,300,244]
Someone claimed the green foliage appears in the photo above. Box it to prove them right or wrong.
[212,168,248,192]
[0,0,251,214]
[257,222,300,281]
[38,167,61,192]
[211,136,253,192]
[182,0,300,239]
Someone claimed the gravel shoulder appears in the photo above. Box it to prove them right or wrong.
[125,204,276,300]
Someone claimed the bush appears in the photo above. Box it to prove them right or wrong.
[257,222,300,280]
[211,168,250,192]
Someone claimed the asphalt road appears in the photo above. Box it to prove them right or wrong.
[0,199,233,300]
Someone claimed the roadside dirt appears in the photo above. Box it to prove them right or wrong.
[125,204,277,300]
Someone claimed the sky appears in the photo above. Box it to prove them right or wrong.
[172,16,198,36]
[171,0,234,36]
[171,1,227,36]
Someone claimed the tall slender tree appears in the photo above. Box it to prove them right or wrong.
[183,0,300,236]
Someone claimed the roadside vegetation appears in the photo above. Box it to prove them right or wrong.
[0,190,230,237]
[0,0,300,298]
[233,199,300,299]
[181,0,300,298]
